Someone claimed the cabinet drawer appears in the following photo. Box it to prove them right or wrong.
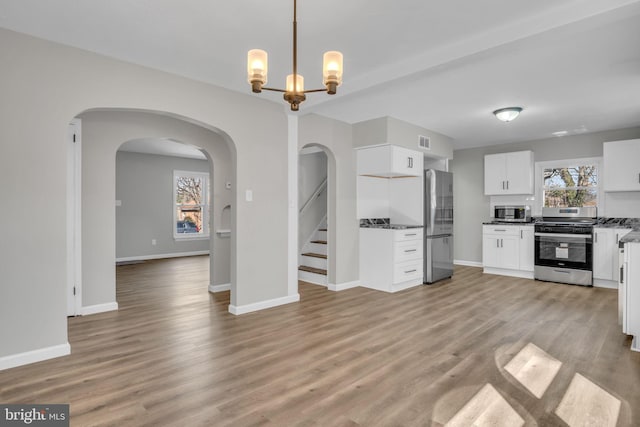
[394,239,423,263]
[393,260,423,284]
[483,225,520,236]
[394,228,423,242]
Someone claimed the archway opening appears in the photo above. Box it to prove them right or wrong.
[67,108,237,318]
[297,143,336,290]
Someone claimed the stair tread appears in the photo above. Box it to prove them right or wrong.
[299,265,327,275]
[311,240,327,244]
[302,252,328,259]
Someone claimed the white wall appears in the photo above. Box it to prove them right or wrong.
[0,28,291,363]
[115,152,214,259]
[451,126,640,264]
[299,114,359,286]
[353,116,454,160]
[298,151,327,249]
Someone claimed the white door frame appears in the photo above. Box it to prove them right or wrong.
[67,118,82,316]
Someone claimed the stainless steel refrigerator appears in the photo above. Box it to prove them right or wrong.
[424,169,454,283]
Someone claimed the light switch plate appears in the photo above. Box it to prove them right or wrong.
[245,190,253,202]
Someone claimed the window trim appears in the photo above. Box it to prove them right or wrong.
[173,170,210,240]
[534,156,604,216]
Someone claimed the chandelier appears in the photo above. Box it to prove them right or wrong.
[247,0,343,111]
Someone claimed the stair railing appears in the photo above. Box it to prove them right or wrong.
[299,178,327,215]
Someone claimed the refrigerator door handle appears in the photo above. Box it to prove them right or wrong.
[430,173,437,233]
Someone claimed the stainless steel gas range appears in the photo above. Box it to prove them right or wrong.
[534,207,597,286]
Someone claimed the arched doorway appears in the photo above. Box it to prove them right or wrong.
[297,143,337,289]
[67,109,236,316]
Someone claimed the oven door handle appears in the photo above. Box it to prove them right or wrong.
[534,232,592,240]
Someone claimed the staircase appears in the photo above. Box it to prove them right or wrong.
[298,223,328,285]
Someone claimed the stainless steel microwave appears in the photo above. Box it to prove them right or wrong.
[494,205,531,223]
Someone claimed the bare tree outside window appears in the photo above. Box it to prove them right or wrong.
[543,166,597,207]
[174,171,209,236]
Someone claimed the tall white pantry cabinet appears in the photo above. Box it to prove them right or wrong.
[356,144,425,292]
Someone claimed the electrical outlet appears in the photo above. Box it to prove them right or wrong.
[151,239,157,245]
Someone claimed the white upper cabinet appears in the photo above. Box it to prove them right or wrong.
[603,139,640,192]
[357,145,423,178]
[484,150,534,195]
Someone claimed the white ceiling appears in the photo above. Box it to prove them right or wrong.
[1,0,639,150]
[119,138,206,160]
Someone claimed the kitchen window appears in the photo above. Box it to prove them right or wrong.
[174,170,210,239]
[535,157,603,213]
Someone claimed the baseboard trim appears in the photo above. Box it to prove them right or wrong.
[483,267,534,280]
[229,294,300,315]
[454,260,483,268]
[81,302,119,316]
[593,279,618,289]
[0,343,70,371]
[116,250,209,263]
[209,283,231,293]
[327,280,361,292]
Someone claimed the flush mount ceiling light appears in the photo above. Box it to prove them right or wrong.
[493,107,523,122]
[247,0,343,111]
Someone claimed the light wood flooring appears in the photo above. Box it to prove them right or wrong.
[1,256,640,426]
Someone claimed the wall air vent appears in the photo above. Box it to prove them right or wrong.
[418,135,431,150]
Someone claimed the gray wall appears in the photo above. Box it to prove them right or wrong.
[353,116,454,159]
[116,151,211,258]
[82,111,235,307]
[299,114,359,286]
[451,126,640,264]
[0,28,289,360]
[298,151,328,249]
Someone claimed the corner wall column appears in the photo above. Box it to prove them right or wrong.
[287,114,299,297]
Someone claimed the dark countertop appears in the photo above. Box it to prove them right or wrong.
[482,221,534,226]
[620,231,640,244]
[360,224,423,230]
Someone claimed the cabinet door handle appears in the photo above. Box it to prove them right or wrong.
[638,172,639,184]
[496,239,499,248]
[502,181,505,190]
[405,233,417,237]
[616,233,619,244]
[408,157,413,168]
[494,229,506,232]
[404,249,417,253]
[404,269,417,274]
[620,266,624,284]
[521,230,523,239]
[595,233,598,243]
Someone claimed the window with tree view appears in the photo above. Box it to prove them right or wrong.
[543,165,598,207]
[174,170,210,238]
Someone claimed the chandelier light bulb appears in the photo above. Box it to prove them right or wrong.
[286,74,304,93]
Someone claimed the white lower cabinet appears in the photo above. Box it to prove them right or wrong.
[593,227,632,287]
[519,226,535,272]
[482,224,534,278]
[622,242,640,352]
[360,228,424,292]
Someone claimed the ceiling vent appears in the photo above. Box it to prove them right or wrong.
[418,135,431,150]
